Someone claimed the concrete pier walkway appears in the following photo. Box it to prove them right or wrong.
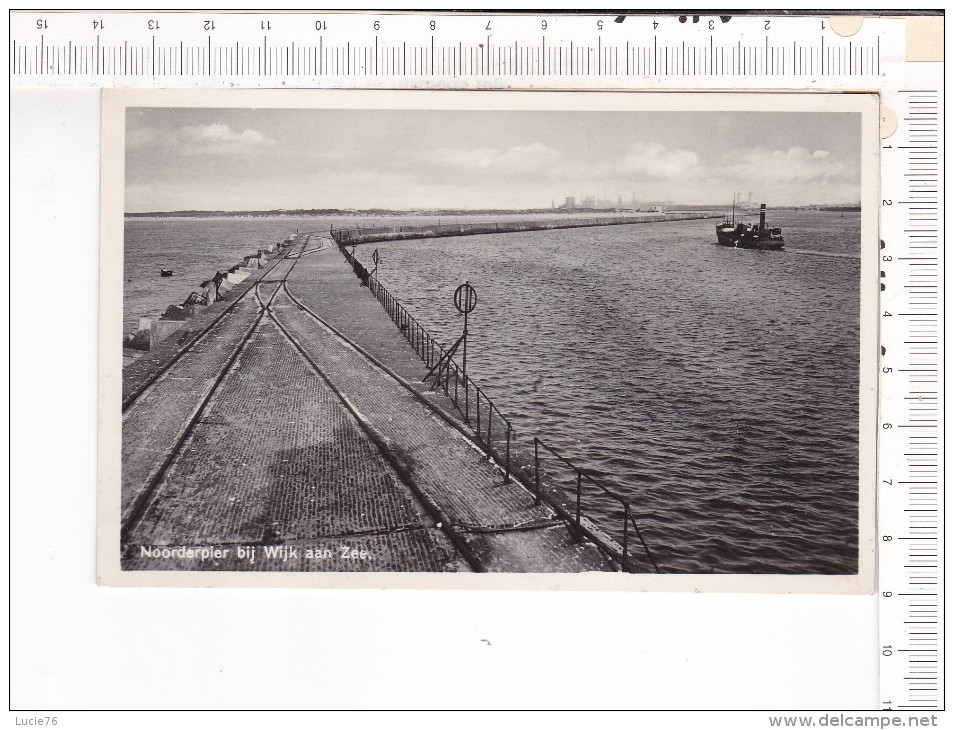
[121,234,614,572]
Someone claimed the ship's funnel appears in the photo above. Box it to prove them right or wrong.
[759,203,767,231]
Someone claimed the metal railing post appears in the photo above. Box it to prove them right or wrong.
[575,471,582,535]
[533,438,541,505]
[475,389,481,438]
[622,506,630,573]
[453,363,459,406]
[631,515,659,573]
[505,423,511,483]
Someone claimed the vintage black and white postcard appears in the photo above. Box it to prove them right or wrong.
[98,89,879,591]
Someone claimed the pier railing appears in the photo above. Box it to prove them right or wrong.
[341,244,515,480]
[533,439,658,573]
[339,243,659,573]
[330,211,722,246]
[366,272,515,483]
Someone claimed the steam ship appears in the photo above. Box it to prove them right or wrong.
[715,201,784,250]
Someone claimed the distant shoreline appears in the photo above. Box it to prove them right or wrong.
[124,205,860,219]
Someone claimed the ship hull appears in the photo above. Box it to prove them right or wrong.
[715,224,784,250]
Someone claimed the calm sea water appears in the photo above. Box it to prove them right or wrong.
[125,211,861,574]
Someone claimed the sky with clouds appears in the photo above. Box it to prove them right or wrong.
[125,107,862,212]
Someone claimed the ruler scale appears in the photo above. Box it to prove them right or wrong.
[9,10,942,711]
[11,12,893,86]
[13,34,883,79]
[880,84,944,712]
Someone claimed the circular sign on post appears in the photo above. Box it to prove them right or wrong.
[454,282,477,314]
[372,249,380,265]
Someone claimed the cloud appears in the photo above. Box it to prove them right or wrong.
[718,146,850,184]
[426,142,563,174]
[617,142,701,179]
[127,123,276,155]
[176,123,275,152]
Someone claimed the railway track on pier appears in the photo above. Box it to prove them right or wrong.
[121,233,331,413]
[120,232,479,572]
[120,234,316,540]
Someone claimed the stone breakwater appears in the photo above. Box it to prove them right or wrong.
[123,235,297,356]
[329,211,725,246]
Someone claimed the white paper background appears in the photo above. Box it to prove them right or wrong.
[7,86,880,716]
